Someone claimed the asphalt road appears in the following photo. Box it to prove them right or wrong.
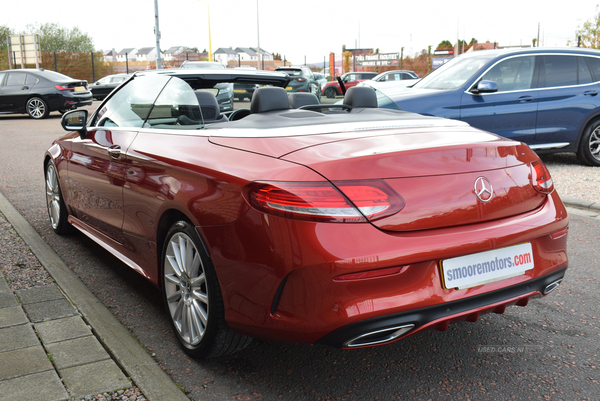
[0,105,599,400]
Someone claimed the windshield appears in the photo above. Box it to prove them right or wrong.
[276,68,302,76]
[182,62,226,69]
[414,53,496,90]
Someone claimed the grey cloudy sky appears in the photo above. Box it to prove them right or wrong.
[2,0,598,64]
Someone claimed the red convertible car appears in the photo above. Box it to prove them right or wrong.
[45,69,569,359]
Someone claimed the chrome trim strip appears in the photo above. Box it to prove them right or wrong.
[529,142,570,150]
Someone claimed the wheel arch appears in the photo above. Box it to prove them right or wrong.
[155,208,211,288]
[575,110,600,150]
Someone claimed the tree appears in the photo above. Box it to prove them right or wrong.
[1,25,13,51]
[572,6,600,48]
[437,40,452,48]
[25,23,95,52]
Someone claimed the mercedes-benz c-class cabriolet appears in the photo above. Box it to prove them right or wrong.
[45,69,569,359]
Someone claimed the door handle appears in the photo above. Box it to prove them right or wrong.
[108,145,121,159]
[584,90,598,97]
[518,96,534,103]
[21,86,29,90]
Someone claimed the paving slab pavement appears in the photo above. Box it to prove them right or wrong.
[0,192,189,401]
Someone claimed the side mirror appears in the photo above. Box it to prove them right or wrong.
[61,109,88,139]
[472,80,498,94]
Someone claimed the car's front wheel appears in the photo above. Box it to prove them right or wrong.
[45,160,73,234]
[162,221,252,359]
[324,87,337,99]
[577,119,600,166]
[27,97,49,119]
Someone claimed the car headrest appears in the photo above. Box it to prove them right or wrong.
[288,93,319,109]
[343,86,378,108]
[195,91,221,121]
[251,87,290,113]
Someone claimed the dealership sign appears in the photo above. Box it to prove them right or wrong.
[355,52,400,67]
[432,56,453,69]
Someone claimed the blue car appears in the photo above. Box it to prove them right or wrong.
[375,48,600,166]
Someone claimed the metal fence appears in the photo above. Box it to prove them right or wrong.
[1,49,434,83]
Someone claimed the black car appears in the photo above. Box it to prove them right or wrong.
[0,69,92,119]
[180,61,234,112]
[89,73,131,100]
[274,66,321,100]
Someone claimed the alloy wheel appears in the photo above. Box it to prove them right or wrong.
[590,126,600,162]
[164,232,209,346]
[45,163,61,230]
[27,98,47,119]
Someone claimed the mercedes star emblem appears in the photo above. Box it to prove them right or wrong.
[474,177,493,202]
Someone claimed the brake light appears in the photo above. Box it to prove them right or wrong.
[244,180,404,223]
[55,85,74,91]
[334,180,404,221]
[530,160,554,194]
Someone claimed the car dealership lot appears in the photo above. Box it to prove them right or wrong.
[1,106,599,400]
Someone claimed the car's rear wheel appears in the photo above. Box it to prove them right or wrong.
[45,160,73,235]
[162,221,252,359]
[324,87,337,99]
[27,97,49,119]
[577,119,600,166]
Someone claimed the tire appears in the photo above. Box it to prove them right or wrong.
[27,97,49,119]
[324,87,337,99]
[162,221,252,359]
[45,160,73,235]
[577,119,600,166]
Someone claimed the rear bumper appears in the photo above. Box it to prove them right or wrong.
[317,267,567,348]
[201,191,568,345]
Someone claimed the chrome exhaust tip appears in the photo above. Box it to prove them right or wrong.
[344,324,415,348]
[544,279,562,295]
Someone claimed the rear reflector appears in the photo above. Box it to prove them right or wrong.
[334,266,405,281]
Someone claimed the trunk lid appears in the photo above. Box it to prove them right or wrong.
[280,127,545,232]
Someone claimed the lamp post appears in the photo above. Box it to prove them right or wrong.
[256,0,261,70]
[199,0,213,61]
[154,0,163,69]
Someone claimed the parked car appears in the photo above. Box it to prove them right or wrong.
[274,66,321,100]
[46,70,568,360]
[314,72,328,88]
[321,71,377,98]
[375,48,600,166]
[0,68,91,119]
[180,61,234,112]
[89,73,131,100]
[372,70,419,82]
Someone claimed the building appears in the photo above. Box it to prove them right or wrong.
[136,47,157,62]
[116,48,137,62]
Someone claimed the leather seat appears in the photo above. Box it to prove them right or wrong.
[343,86,378,109]
[250,87,290,113]
[288,93,319,109]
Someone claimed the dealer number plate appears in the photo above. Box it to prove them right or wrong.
[441,243,534,290]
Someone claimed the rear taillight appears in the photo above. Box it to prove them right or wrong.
[334,180,404,221]
[530,160,554,194]
[55,85,73,91]
[296,78,307,82]
[244,180,403,223]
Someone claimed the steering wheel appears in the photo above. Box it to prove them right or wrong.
[228,109,251,121]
